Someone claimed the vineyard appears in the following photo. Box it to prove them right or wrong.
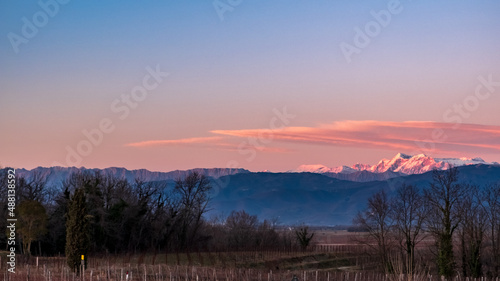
[1,248,499,281]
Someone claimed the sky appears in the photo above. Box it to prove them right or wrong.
[1,0,500,172]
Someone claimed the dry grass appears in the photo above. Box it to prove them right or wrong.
[2,251,499,281]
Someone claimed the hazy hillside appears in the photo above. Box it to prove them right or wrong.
[209,165,500,225]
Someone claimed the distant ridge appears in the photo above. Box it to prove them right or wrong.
[6,153,499,186]
[4,160,500,225]
[14,166,250,188]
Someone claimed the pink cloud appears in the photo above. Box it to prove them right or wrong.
[125,135,292,153]
[126,136,224,147]
[211,121,500,155]
[125,121,500,156]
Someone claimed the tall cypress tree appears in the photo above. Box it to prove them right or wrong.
[65,187,90,273]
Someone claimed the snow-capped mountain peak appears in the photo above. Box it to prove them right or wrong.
[395,152,412,159]
[351,163,371,171]
[291,164,334,174]
[330,165,356,174]
[435,156,486,167]
[291,153,495,175]
[290,164,357,174]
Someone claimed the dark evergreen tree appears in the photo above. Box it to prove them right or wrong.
[295,226,315,251]
[65,187,90,273]
[47,186,70,255]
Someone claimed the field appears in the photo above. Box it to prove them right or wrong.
[0,252,365,281]
[0,231,497,281]
[0,231,367,280]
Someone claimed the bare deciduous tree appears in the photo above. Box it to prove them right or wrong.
[18,170,48,203]
[17,200,48,255]
[174,172,212,250]
[391,184,428,275]
[483,183,500,276]
[226,210,258,250]
[354,189,393,272]
[458,186,487,278]
[424,167,469,278]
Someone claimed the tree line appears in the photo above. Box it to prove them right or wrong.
[0,169,311,272]
[354,168,500,279]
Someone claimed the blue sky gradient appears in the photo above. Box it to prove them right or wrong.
[1,1,500,171]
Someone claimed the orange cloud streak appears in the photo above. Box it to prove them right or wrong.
[126,136,224,147]
[125,135,292,153]
[211,121,500,154]
[126,121,500,156]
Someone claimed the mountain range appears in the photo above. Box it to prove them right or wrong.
[289,153,498,182]
[291,153,495,175]
[14,153,496,185]
[15,166,249,189]
[8,153,500,225]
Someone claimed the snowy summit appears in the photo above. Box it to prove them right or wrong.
[290,153,494,175]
